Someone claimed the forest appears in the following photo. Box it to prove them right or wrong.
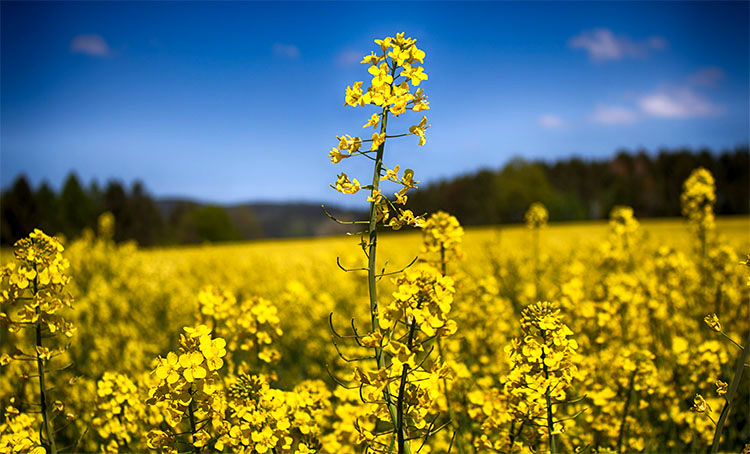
[1,146,747,246]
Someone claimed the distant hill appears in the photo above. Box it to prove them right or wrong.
[156,199,366,239]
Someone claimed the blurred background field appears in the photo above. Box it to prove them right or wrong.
[2,211,749,452]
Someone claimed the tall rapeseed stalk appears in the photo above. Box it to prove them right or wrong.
[326,33,455,453]
[0,230,76,454]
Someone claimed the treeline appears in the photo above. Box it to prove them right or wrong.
[0,174,258,246]
[2,147,748,245]
[408,146,749,225]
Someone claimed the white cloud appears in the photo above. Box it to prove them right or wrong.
[688,67,724,87]
[70,34,111,57]
[272,43,300,59]
[538,114,565,128]
[569,28,667,61]
[336,49,362,67]
[589,105,638,124]
[638,88,724,118]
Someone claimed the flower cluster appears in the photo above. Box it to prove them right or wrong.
[609,205,640,238]
[600,206,642,268]
[0,408,45,454]
[344,33,428,113]
[380,266,456,337]
[215,374,294,452]
[145,325,227,451]
[524,202,549,229]
[0,229,74,337]
[0,229,76,452]
[329,33,430,231]
[91,372,147,452]
[504,302,580,442]
[681,167,716,235]
[197,287,283,368]
[421,211,464,267]
[214,374,329,453]
[346,265,456,448]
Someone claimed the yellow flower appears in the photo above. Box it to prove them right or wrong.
[370,132,385,151]
[344,81,364,106]
[704,313,722,332]
[334,173,361,194]
[361,52,380,65]
[329,148,348,164]
[401,168,418,188]
[363,113,380,129]
[368,62,393,88]
[690,394,711,413]
[715,380,728,396]
[367,189,383,204]
[402,62,428,86]
[184,324,212,339]
[381,164,400,182]
[179,351,206,382]
[409,44,426,63]
[156,352,181,384]
[374,36,393,52]
[337,135,362,152]
[409,116,429,146]
[199,336,227,371]
[388,45,409,66]
[359,330,383,347]
[394,188,408,205]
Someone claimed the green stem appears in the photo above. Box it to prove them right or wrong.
[720,331,743,351]
[367,105,388,364]
[187,387,200,454]
[33,265,57,454]
[617,367,638,453]
[540,339,557,454]
[397,312,419,454]
[366,60,407,453]
[438,245,465,454]
[709,328,750,454]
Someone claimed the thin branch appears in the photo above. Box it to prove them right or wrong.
[710,328,750,454]
[328,313,360,339]
[332,341,375,363]
[321,205,368,225]
[337,256,369,273]
[375,256,419,278]
[325,363,359,390]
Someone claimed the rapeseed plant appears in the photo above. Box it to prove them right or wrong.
[698,258,750,454]
[0,230,76,454]
[91,372,147,452]
[326,32,448,453]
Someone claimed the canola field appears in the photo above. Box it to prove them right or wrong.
[2,31,749,454]
[0,212,748,453]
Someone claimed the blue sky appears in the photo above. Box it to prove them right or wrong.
[1,1,748,206]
